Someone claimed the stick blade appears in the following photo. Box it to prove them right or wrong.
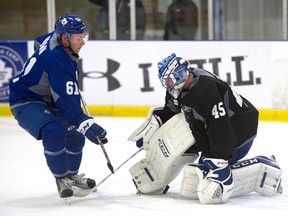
[107,162,114,174]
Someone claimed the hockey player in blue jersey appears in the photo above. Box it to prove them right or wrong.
[9,14,108,199]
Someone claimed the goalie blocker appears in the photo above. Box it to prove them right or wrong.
[129,112,198,194]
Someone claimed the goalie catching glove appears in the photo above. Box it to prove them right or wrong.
[77,118,108,144]
[128,107,163,149]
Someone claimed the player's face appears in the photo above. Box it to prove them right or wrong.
[164,77,174,88]
[69,33,87,53]
[162,65,188,90]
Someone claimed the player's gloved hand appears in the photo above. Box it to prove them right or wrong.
[77,118,108,144]
[196,158,233,204]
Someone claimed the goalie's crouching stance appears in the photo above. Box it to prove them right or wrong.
[128,53,283,204]
[128,107,283,204]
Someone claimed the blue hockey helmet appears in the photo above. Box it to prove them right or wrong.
[54,14,88,40]
[158,53,190,98]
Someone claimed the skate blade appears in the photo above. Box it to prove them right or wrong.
[64,197,72,205]
[72,186,92,197]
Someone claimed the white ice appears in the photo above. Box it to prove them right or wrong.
[0,116,287,216]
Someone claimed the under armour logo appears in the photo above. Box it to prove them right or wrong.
[78,58,121,91]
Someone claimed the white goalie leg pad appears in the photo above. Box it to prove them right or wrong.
[130,159,163,193]
[181,163,233,204]
[130,155,198,194]
[129,113,198,194]
[253,156,282,195]
[230,162,259,197]
[180,164,201,199]
[180,155,283,200]
[231,155,283,197]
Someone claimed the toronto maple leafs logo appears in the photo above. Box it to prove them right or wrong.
[0,59,12,86]
[61,18,68,26]
[0,45,25,101]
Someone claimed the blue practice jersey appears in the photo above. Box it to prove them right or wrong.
[34,32,54,51]
[9,33,88,126]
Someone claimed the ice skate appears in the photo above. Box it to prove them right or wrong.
[56,177,74,198]
[70,173,96,189]
[70,173,96,197]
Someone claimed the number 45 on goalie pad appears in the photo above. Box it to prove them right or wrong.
[129,113,198,194]
[180,155,283,202]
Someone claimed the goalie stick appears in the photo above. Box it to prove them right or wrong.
[93,147,144,192]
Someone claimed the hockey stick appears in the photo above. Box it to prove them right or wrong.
[93,147,143,191]
[79,92,114,174]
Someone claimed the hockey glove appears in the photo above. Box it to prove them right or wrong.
[128,107,163,149]
[128,114,162,149]
[77,118,108,144]
[196,158,233,204]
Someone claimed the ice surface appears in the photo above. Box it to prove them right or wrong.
[0,116,287,216]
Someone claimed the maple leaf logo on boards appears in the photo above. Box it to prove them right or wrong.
[0,59,13,87]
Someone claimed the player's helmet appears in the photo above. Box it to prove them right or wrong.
[158,53,190,98]
[54,14,88,41]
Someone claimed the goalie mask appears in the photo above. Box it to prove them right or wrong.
[158,53,190,99]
